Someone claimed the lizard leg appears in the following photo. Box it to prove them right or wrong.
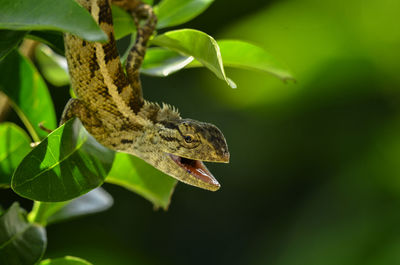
[113,0,157,98]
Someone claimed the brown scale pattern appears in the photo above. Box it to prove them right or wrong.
[62,0,230,192]
[65,0,136,118]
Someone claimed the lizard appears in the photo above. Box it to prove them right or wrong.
[61,0,230,191]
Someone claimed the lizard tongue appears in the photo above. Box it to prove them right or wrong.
[169,154,220,187]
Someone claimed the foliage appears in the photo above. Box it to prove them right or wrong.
[39,256,93,265]
[0,0,292,264]
[0,203,46,265]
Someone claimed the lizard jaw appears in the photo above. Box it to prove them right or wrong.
[168,154,221,191]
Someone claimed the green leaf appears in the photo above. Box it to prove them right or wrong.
[121,33,136,64]
[35,44,70,87]
[46,187,113,225]
[189,40,295,81]
[40,256,93,265]
[0,30,26,61]
[0,203,47,265]
[141,47,193,76]
[152,29,235,87]
[0,0,107,42]
[155,0,214,29]
[0,123,31,187]
[28,31,65,55]
[12,118,115,202]
[0,50,57,140]
[143,40,295,82]
[106,153,177,210]
[26,187,112,226]
[142,0,153,5]
[111,5,136,40]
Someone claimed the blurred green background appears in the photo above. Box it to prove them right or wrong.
[3,0,400,264]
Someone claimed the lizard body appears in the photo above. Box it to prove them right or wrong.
[62,0,229,191]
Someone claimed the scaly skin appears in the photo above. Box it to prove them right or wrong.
[62,0,229,191]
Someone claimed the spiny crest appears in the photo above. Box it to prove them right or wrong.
[159,102,180,121]
[136,101,180,125]
[135,100,159,125]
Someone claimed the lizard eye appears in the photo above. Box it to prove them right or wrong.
[184,135,193,143]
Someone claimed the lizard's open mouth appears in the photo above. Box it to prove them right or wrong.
[168,154,220,188]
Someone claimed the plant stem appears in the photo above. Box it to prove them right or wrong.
[28,200,69,226]
[16,39,41,142]
[0,92,10,122]
[10,100,40,142]
[28,201,49,226]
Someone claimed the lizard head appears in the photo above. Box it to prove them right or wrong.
[136,118,229,191]
[158,119,229,161]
